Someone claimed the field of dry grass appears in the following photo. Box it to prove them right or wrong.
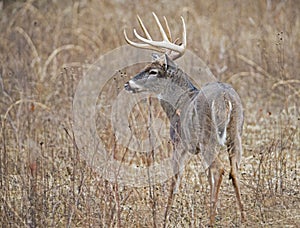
[0,0,299,227]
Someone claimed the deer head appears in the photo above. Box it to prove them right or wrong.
[124,13,187,94]
[124,54,178,93]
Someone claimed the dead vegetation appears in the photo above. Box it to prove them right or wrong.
[0,0,299,227]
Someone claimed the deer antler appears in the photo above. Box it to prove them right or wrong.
[124,12,186,60]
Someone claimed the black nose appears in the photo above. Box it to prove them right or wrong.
[124,82,130,91]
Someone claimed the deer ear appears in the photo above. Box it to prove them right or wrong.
[164,54,177,71]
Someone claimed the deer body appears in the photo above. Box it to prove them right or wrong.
[124,13,245,226]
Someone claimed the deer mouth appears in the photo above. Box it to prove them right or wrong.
[124,80,144,93]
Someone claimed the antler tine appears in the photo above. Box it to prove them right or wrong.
[137,15,152,40]
[168,16,186,60]
[181,16,187,50]
[152,12,170,42]
[163,16,172,42]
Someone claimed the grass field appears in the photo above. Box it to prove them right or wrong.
[0,0,299,227]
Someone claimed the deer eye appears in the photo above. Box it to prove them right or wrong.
[149,69,158,76]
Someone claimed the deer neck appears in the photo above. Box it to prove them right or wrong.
[159,68,198,121]
[170,68,198,93]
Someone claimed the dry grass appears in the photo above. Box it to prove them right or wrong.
[0,0,299,227]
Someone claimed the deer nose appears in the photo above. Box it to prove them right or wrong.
[124,80,141,93]
[124,82,130,91]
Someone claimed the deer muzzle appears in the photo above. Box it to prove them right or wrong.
[124,80,143,93]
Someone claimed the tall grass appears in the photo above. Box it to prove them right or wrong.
[0,0,299,227]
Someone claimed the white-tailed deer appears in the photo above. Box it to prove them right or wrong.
[124,12,246,226]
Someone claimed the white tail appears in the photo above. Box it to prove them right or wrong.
[211,98,233,146]
[124,13,246,226]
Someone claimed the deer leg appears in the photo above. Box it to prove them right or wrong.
[228,137,246,222]
[163,175,176,228]
[163,149,188,227]
[208,157,224,226]
[171,148,188,193]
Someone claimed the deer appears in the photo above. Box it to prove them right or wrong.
[123,12,246,226]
